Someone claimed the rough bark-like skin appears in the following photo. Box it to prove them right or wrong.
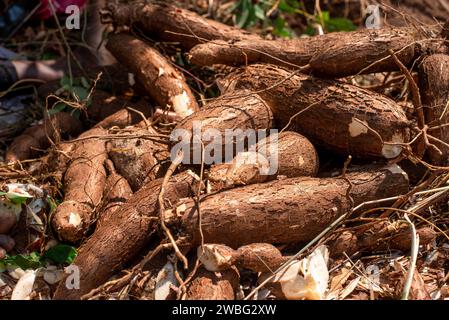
[107,128,169,191]
[309,28,416,77]
[189,28,416,77]
[106,33,198,119]
[329,223,436,257]
[51,128,108,243]
[256,131,319,178]
[419,54,449,164]
[208,131,319,191]
[93,105,152,129]
[97,160,133,227]
[173,91,274,163]
[208,152,270,192]
[172,165,409,248]
[101,1,260,50]
[53,171,200,300]
[236,243,288,273]
[89,90,152,129]
[222,64,410,159]
[6,112,83,162]
[189,36,328,68]
[186,268,239,300]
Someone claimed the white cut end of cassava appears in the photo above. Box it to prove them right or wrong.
[171,91,194,119]
[68,212,82,227]
[382,133,404,159]
[348,118,368,137]
[155,262,179,300]
[158,67,165,77]
[11,270,37,300]
[268,245,329,300]
[197,244,235,272]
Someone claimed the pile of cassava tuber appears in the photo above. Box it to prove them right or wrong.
[3,1,449,300]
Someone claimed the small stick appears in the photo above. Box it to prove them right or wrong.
[401,214,419,300]
[158,150,189,269]
[388,49,425,129]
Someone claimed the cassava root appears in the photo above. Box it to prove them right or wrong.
[106,33,199,119]
[168,165,409,248]
[220,64,410,159]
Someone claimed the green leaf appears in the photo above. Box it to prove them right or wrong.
[319,11,330,23]
[41,52,59,61]
[325,17,357,32]
[80,77,90,89]
[278,0,298,13]
[60,75,72,88]
[236,0,251,28]
[48,102,67,115]
[273,16,293,38]
[254,4,265,20]
[4,252,42,269]
[71,86,88,101]
[7,195,28,205]
[47,196,58,212]
[44,245,77,264]
[71,109,81,120]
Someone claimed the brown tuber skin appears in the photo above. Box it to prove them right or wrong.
[106,33,199,119]
[186,268,240,300]
[97,159,133,227]
[222,64,410,159]
[256,131,319,178]
[0,234,15,252]
[173,90,274,163]
[51,127,108,243]
[53,171,201,300]
[170,165,409,248]
[0,235,15,259]
[107,127,169,191]
[0,206,17,234]
[199,243,288,273]
[6,112,83,162]
[92,99,152,130]
[189,28,417,78]
[208,131,319,191]
[100,1,260,50]
[419,54,449,165]
[329,223,437,257]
